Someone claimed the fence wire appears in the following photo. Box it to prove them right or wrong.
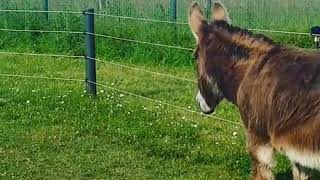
[0,51,195,83]
[0,6,316,128]
[249,28,311,36]
[0,27,194,52]
[88,80,243,126]
[0,8,317,37]
[0,51,84,59]
[0,9,82,15]
[86,32,194,51]
[0,73,85,82]
[0,9,316,40]
[0,28,83,35]
[0,72,242,126]
[87,57,196,83]
[0,25,315,39]
[83,11,188,25]
[82,12,315,37]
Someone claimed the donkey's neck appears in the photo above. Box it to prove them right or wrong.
[212,21,276,57]
[217,60,251,104]
[213,25,278,104]
[206,21,278,104]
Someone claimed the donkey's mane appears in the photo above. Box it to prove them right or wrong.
[211,20,276,45]
[202,20,277,61]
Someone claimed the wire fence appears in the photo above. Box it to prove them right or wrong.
[0,9,317,37]
[0,71,242,126]
[0,9,83,15]
[86,32,194,51]
[0,28,83,35]
[87,56,197,83]
[85,11,318,37]
[0,8,313,37]
[0,73,85,82]
[0,51,84,59]
[1,3,319,128]
[0,51,195,83]
[88,80,243,126]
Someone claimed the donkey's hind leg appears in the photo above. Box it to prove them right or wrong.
[247,135,275,180]
[292,162,310,180]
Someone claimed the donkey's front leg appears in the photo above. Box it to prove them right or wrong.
[247,133,275,180]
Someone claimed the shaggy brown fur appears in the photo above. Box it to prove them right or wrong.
[189,1,320,180]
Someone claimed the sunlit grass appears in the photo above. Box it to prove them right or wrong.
[1,0,320,179]
[0,55,296,179]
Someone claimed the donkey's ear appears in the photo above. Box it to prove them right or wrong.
[212,2,231,23]
[188,2,204,43]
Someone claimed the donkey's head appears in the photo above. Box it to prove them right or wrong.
[189,1,231,114]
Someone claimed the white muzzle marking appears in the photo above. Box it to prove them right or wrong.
[196,91,212,113]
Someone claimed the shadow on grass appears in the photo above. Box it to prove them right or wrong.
[276,170,292,180]
[276,169,320,180]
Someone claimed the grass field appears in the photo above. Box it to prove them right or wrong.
[0,0,319,66]
[1,0,320,179]
[0,55,295,179]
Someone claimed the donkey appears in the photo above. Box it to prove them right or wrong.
[189,1,320,180]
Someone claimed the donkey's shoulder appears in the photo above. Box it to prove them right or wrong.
[275,48,320,87]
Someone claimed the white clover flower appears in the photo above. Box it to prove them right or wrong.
[191,124,198,128]
[233,132,238,136]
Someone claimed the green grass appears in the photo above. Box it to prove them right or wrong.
[1,0,320,179]
[0,0,319,68]
[0,55,295,179]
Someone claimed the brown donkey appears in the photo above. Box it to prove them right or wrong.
[189,1,320,180]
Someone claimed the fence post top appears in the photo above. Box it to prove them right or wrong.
[83,8,95,15]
